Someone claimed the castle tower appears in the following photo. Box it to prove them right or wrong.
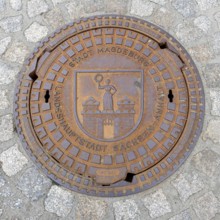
[114,97,135,137]
[82,97,103,138]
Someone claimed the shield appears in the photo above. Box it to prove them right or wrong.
[74,69,144,142]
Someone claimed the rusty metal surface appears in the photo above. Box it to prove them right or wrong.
[14,15,205,197]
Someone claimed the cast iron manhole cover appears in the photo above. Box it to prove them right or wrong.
[14,15,205,197]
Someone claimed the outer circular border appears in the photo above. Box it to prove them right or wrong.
[14,14,205,197]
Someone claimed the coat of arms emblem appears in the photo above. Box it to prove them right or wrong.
[74,70,144,141]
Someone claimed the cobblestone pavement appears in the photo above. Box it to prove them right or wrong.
[0,0,220,219]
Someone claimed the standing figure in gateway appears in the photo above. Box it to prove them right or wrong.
[95,74,117,112]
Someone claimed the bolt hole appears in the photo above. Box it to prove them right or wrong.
[29,72,38,81]
[168,90,174,102]
[44,90,50,103]
[159,42,167,49]
[124,173,135,183]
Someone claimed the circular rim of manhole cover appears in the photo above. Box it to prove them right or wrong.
[14,15,205,197]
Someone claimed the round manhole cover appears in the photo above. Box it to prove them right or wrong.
[14,15,205,197]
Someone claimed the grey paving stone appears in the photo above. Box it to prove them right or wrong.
[10,0,22,11]
[142,189,171,219]
[150,0,167,5]
[149,7,178,30]
[203,63,220,88]
[83,0,104,13]
[3,197,23,209]
[204,120,220,144]
[192,150,220,177]
[0,174,6,187]
[2,198,46,219]
[0,180,30,214]
[24,22,48,42]
[51,0,67,6]
[172,0,198,17]
[75,196,108,220]
[212,31,220,55]
[0,0,5,12]
[37,212,58,220]
[214,11,220,28]
[171,173,204,202]
[0,60,19,85]
[0,36,11,55]
[169,209,192,220]
[66,0,128,15]
[0,89,9,110]
[78,0,116,13]
[25,202,45,220]
[176,21,203,44]
[17,167,52,201]
[188,43,214,63]
[193,191,220,220]
[0,114,13,142]
[194,16,212,33]
[113,199,140,220]
[65,1,85,19]
[44,185,74,217]
[3,41,29,64]
[130,0,155,17]
[27,0,49,18]
[0,144,28,176]
[44,8,66,30]
[0,15,22,33]
[0,185,13,197]
[210,89,220,116]
[196,0,219,10]
[104,0,128,14]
